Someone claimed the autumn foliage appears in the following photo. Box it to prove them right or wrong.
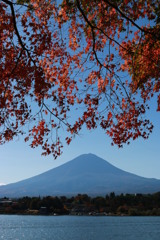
[0,0,160,158]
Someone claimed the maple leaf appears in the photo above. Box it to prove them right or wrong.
[0,0,159,158]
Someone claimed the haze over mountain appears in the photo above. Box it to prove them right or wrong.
[0,154,160,197]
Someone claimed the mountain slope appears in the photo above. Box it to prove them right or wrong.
[0,153,160,197]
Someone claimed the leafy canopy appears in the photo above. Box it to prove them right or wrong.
[0,0,160,158]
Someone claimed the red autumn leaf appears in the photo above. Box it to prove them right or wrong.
[0,0,158,158]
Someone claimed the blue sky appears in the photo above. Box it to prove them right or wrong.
[0,96,160,185]
[1,2,159,185]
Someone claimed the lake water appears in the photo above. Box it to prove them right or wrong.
[0,215,160,240]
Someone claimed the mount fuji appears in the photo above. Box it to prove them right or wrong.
[0,154,160,197]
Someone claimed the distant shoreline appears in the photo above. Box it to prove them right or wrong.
[1,192,160,216]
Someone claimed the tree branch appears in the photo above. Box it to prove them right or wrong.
[103,0,155,37]
[76,0,131,102]
[2,0,38,67]
[2,0,27,50]
[43,102,73,131]
[76,0,126,52]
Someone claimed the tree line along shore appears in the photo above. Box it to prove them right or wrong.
[0,192,160,216]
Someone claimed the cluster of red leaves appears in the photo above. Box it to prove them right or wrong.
[0,0,159,157]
